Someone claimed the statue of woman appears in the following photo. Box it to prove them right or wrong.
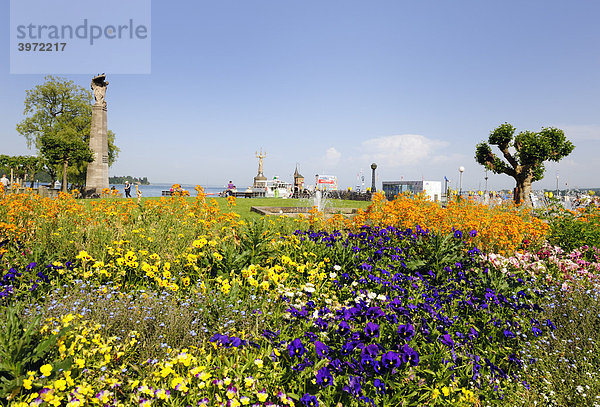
[256,150,267,176]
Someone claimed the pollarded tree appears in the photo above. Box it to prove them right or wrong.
[475,123,574,205]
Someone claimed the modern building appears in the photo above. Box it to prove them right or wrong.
[382,180,442,201]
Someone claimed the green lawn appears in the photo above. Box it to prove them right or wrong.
[83,196,372,221]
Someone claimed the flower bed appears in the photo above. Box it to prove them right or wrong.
[1,191,600,406]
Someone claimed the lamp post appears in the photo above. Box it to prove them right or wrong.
[484,169,488,194]
[458,166,465,197]
[370,163,377,193]
[444,177,449,202]
[484,169,489,204]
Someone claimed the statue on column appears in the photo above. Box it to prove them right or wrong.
[91,74,109,107]
[85,73,110,196]
[256,150,267,176]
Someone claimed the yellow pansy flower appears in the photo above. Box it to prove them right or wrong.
[40,364,53,376]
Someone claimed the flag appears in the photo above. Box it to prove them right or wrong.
[444,176,449,182]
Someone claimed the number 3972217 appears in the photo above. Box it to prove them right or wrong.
[18,43,67,51]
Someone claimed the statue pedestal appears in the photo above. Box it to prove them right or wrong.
[85,104,109,195]
[253,174,267,189]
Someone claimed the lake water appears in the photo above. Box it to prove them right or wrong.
[109,183,225,197]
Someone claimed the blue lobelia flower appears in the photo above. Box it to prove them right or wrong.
[288,338,306,358]
[315,366,334,387]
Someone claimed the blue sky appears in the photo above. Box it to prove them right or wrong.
[2,1,599,190]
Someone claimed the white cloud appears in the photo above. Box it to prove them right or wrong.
[360,134,448,167]
[324,147,341,166]
[558,124,600,141]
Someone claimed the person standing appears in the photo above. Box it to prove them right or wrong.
[226,180,236,196]
[124,181,131,198]
[0,174,9,188]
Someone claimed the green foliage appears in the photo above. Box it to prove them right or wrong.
[0,306,72,399]
[543,205,600,252]
[40,132,94,168]
[488,122,515,147]
[17,76,92,149]
[106,130,119,167]
[237,218,279,264]
[403,231,465,275]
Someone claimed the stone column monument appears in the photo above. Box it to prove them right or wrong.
[85,74,109,196]
[253,150,267,189]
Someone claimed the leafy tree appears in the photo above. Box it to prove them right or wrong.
[40,131,93,192]
[475,123,574,205]
[16,75,119,190]
[109,175,150,185]
[0,155,46,188]
[68,130,119,190]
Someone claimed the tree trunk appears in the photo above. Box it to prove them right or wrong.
[514,175,533,206]
[62,160,69,193]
